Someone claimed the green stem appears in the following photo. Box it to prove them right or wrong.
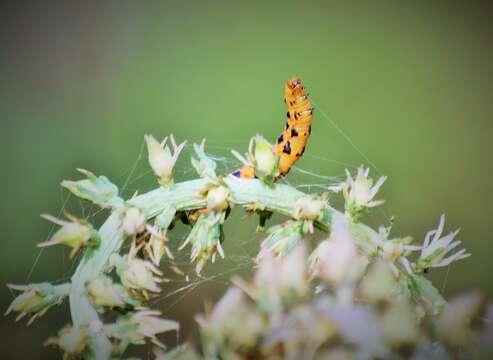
[70,213,122,360]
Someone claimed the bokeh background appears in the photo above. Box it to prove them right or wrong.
[1,1,492,358]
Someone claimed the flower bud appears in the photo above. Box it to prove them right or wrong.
[253,135,277,175]
[146,135,174,179]
[257,220,305,260]
[196,287,262,350]
[342,166,387,220]
[37,214,97,258]
[309,215,367,287]
[255,244,308,302]
[5,282,70,325]
[145,134,186,186]
[87,276,139,310]
[179,212,224,274]
[206,186,230,212]
[104,309,179,349]
[295,196,326,221]
[436,292,482,347]
[44,324,88,356]
[359,260,397,303]
[121,207,146,236]
[382,241,404,263]
[381,297,420,346]
[114,255,162,294]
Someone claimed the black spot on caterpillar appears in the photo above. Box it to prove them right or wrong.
[283,141,291,155]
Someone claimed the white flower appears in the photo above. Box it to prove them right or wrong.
[321,303,389,359]
[436,292,482,347]
[382,241,404,262]
[379,236,420,275]
[381,296,420,346]
[234,244,308,318]
[87,276,136,309]
[121,207,146,236]
[145,134,186,185]
[418,214,470,270]
[37,213,96,258]
[309,215,367,287]
[206,185,230,212]
[359,260,398,303]
[114,255,162,294]
[295,196,326,221]
[343,166,387,209]
[132,310,179,348]
[256,244,308,299]
[104,309,179,349]
[44,325,88,356]
[263,304,337,356]
[196,287,262,349]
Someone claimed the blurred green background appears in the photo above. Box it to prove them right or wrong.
[1,1,492,358]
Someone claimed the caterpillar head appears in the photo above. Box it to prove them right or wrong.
[287,77,302,89]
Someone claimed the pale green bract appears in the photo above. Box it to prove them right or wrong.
[61,168,124,209]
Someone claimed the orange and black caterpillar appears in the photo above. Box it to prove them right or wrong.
[233,77,313,179]
[276,77,313,176]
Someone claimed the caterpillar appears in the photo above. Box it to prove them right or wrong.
[233,77,313,179]
[276,77,313,176]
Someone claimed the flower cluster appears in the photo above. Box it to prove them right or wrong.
[6,133,485,360]
[179,211,225,274]
[194,239,485,360]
